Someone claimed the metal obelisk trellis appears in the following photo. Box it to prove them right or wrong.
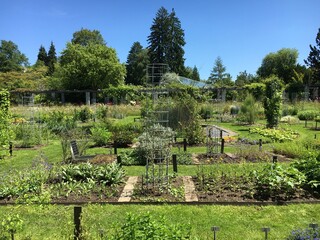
[144,63,171,185]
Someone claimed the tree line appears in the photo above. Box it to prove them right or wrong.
[0,6,319,99]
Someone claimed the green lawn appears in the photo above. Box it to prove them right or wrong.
[0,204,319,239]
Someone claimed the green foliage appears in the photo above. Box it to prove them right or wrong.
[0,40,29,72]
[282,105,299,116]
[297,110,318,121]
[111,122,141,147]
[243,82,266,101]
[0,158,51,199]
[57,162,125,186]
[292,153,320,191]
[148,7,186,75]
[60,42,125,90]
[0,212,23,238]
[208,56,233,87]
[135,124,175,164]
[0,89,13,156]
[176,152,193,165]
[111,212,191,240]
[257,48,298,84]
[71,28,105,46]
[13,123,49,148]
[263,76,283,128]
[125,42,149,86]
[249,127,299,142]
[304,28,320,82]
[0,66,48,92]
[75,106,93,122]
[102,85,142,104]
[168,93,204,144]
[238,94,258,124]
[44,110,77,135]
[253,163,306,200]
[90,124,111,147]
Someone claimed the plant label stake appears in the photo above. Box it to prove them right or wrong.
[261,227,270,240]
[211,226,220,240]
[309,223,318,230]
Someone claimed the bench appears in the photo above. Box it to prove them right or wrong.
[70,140,96,162]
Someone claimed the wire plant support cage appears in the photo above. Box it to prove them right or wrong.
[143,63,174,188]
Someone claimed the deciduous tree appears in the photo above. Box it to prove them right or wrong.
[0,40,29,72]
[257,48,298,84]
[71,28,105,46]
[60,43,125,90]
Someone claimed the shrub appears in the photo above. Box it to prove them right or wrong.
[135,124,174,164]
[297,110,318,121]
[238,94,258,124]
[76,106,93,122]
[90,124,111,147]
[44,110,77,135]
[199,105,213,120]
[282,105,298,116]
[111,122,141,147]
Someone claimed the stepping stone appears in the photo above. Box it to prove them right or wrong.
[182,176,198,202]
[118,176,138,202]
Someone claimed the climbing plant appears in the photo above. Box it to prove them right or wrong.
[0,89,13,157]
[263,77,283,128]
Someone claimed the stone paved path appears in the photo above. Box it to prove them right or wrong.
[182,176,198,202]
[118,176,138,202]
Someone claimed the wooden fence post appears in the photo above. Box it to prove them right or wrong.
[74,206,82,240]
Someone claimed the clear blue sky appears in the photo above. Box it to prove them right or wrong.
[1,0,319,80]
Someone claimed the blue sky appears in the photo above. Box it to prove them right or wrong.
[1,0,319,80]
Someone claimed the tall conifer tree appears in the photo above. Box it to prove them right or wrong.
[147,7,186,76]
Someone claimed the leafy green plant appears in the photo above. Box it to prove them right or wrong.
[76,106,93,122]
[253,163,306,200]
[90,124,111,147]
[44,110,77,135]
[249,127,299,142]
[292,153,320,191]
[110,212,191,240]
[238,94,258,124]
[135,124,175,164]
[297,110,318,121]
[111,122,141,147]
[0,89,14,157]
[1,212,23,240]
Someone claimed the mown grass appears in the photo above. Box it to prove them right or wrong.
[0,204,319,239]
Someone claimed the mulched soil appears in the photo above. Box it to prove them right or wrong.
[192,175,319,203]
[130,176,185,202]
